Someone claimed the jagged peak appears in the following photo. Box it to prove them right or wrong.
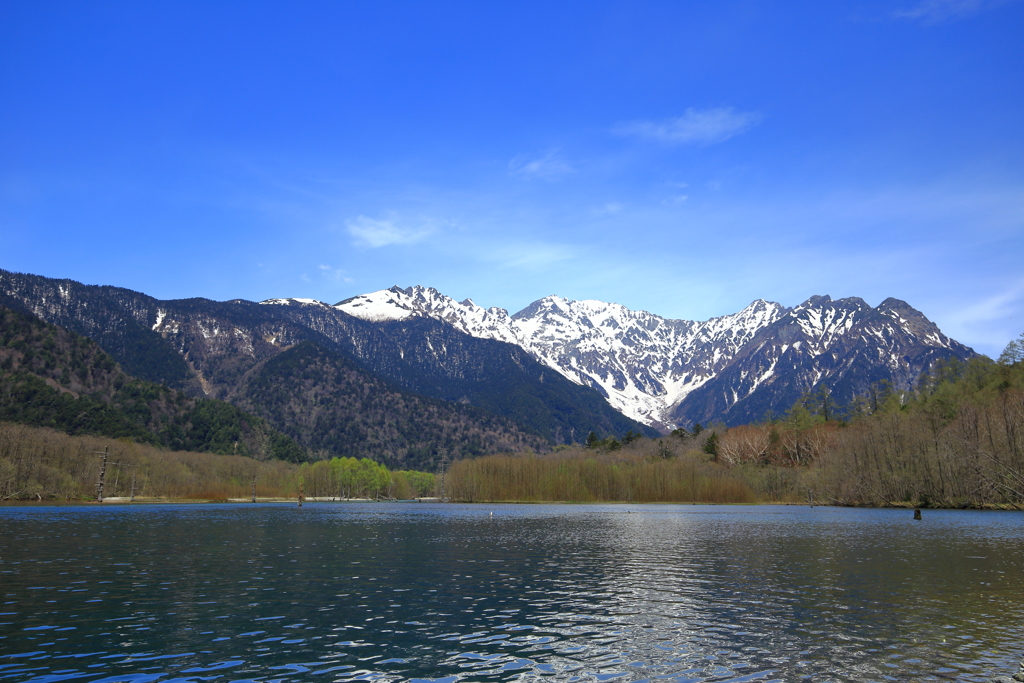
[788,294,875,317]
[875,297,918,315]
[511,298,552,320]
[732,298,786,317]
[872,298,932,327]
[516,294,665,321]
[790,294,832,314]
[869,297,950,343]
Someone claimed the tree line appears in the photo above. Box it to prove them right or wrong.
[0,420,434,502]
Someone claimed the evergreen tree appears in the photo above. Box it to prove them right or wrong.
[702,431,718,458]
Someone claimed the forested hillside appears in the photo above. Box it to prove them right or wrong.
[230,341,548,470]
[0,306,306,461]
[802,343,1024,507]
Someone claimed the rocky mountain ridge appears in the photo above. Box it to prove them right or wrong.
[332,286,975,428]
[1,268,976,436]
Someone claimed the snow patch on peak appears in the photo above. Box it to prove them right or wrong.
[334,289,416,321]
[260,297,330,307]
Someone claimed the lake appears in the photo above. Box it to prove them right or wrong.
[1,503,1022,683]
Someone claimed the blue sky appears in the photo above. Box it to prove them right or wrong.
[2,1,1022,356]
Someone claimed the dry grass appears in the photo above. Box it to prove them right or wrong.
[446,448,755,503]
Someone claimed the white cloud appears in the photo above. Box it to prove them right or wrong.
[346,215,432,248]
[318,264,353,283]
[894,0,1013,22]
[615,107,761,146]
[508,150,573,180]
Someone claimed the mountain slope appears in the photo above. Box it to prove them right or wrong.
[0,305,306,461]
[0,273,197,391]
[256,305,655,442]
[231,341,547,470]
[2,269,976,436]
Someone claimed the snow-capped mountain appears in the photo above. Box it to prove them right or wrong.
[0,266,976,434]
[669,295,973,425]
[334,287,790,426]
[332,286,974,428]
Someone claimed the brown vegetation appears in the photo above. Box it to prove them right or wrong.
[445,439,755,504]
[0,421,434,501]
[0,421,298,501]
[812,382,1024,507]
[4,340,1022,509]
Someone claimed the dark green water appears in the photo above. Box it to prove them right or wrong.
[1,504,1022,683]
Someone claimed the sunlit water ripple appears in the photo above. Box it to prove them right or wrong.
[1,504,1022,683]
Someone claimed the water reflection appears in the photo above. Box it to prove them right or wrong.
[0,504,1021,683]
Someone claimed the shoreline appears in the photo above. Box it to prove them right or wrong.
[1,497,1020,510]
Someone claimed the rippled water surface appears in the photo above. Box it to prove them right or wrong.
[1,504,1022,683]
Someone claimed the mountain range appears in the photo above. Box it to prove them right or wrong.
[0,268,976,467]
[334,285,975,428]
[0,269,648,468]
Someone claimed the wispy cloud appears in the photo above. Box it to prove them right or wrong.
[942,279,1024,351]
[318,264,353,283]
[508,150,573,180]
[893,0,1013,22]
[462,239,576,271]
[346,215,433,248]
[495,243,576,270]
[615,107,761,146]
